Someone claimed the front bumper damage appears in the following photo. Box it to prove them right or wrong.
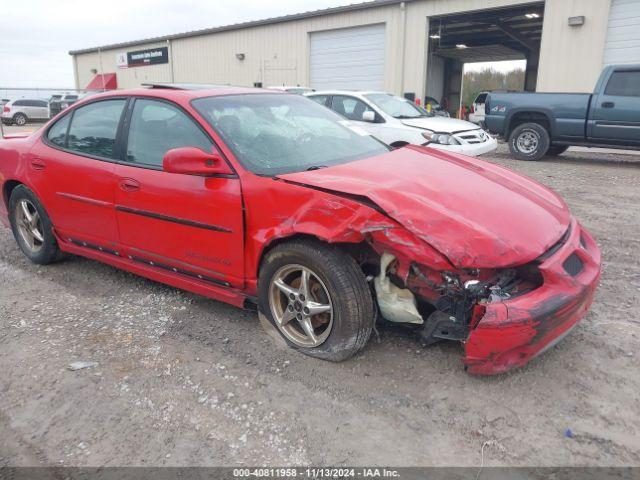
[371,218,600,375]
[463,219,600,375]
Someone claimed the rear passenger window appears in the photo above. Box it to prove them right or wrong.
[67,100,126,159]
[47,114,71,148]
[125,99,213,167]
[604,71,640,97]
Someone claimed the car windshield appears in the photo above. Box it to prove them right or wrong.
[192,93,389,175]
[365,93,432,119]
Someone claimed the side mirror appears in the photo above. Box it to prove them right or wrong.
[362,111,376,123]
[163,147,233,176]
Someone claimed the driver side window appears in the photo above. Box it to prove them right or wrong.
[330,96,375,122]
[126,99,213,167]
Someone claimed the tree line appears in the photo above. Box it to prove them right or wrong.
[461,68,525,106]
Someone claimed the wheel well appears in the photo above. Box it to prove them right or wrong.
[508,112,551,138]
[2,180,22,209]
[257,233,378,278]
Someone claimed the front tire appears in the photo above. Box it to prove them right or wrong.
[9,185,63,265]
[508,122,550,161]
[258,240,374,361]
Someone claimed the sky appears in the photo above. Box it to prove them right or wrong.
[0,0,352,89]
[1,0,523,90]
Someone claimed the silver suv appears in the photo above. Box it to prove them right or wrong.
[1,99,50,126]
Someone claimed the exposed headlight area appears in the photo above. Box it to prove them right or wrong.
[422,130,461,145]
[405,262,544,345]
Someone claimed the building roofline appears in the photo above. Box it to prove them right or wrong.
[69,0,406,55]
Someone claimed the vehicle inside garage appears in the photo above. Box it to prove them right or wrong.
[426,2,545,114]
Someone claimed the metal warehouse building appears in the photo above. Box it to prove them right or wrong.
[70,0,640,109]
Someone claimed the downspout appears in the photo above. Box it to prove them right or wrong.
[72,55,80,90]
[98,47,105,91]
[399,2,407,96]
[168,39,175,83]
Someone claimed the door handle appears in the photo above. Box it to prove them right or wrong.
[119,178,140,192]
[30,158,46,170]
[601,101,615,109]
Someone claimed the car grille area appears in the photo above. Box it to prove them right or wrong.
[455,129,491,145]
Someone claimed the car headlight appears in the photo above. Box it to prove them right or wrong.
[421,130,460,146]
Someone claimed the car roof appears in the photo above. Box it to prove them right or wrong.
[8,98,47,103]
[308,90,388,96]
[73,85,285,103]
[267,86,312,90]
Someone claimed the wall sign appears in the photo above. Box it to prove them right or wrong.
[116,52,128,69]
[116,47,169,68]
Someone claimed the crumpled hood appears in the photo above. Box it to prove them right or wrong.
[400,116,479,133]
[279,146,571,269]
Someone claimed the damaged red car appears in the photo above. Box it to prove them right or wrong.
[0,86,601,374]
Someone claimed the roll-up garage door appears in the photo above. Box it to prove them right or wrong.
[310,24,386,90]
[603,0,640,65]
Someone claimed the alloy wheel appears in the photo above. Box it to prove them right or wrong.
[268,264,333,347]
[15,199,44,252]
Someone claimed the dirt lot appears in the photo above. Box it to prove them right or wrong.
[1,128,639,467]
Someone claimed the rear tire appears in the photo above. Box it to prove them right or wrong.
[508,122,550,161]
[546,145,569,156]
[9,185,63,265]
[13,113,27,126]
[258,240,374,361]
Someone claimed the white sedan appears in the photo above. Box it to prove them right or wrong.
[306,90,497,157]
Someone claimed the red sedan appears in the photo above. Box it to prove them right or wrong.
[0,86,601,374]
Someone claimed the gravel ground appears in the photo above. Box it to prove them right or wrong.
[1,132,639,467]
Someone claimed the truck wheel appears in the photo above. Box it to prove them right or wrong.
[508,123,550,161]
[546,145,569,156]
[258,240,374,362]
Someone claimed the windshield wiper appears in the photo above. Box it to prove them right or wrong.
[305,165,328,171]
[395,115,423,119]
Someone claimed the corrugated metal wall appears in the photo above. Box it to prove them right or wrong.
[75,41,174,89]
[75,4,404,92]
[73,0,612,98]
[537,0,613,93]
